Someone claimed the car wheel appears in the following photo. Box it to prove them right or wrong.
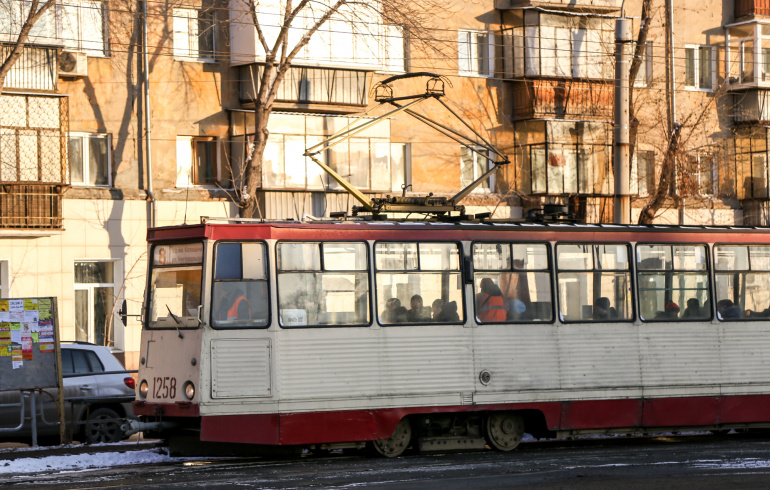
[84,407,123,444]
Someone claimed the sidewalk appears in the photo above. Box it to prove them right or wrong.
[0,435,161,461]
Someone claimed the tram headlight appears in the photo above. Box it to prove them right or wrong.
[184,381,195,400]
[139,380,149,399]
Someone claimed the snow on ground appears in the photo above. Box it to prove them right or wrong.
[0,448,181,475]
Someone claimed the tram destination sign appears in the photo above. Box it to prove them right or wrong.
[153,243,203,265]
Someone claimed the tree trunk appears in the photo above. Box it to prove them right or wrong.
[241,105,270,219]
[638,123,682,224]
[627,0,652,166]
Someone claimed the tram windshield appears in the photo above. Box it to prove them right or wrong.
[148,242,203,328]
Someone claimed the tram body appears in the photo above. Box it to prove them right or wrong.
[133,221,770,453]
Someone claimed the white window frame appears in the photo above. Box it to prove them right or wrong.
[633,41,653,88]
[461,146,495,193]
[60,0,108,57]
[0,260,8,298]
[458,29,494,77]
[69,132,112,187]
[173,7,216,62]
[684,44,715,91]
[74,260,122,349]
[176,135,221,188]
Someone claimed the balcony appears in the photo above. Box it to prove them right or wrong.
[510,79,614,121]
[736,0,770,19]
[0,93,69,230]
[495,0,622,12]
[0,44,58,92]
[239,65,370,111]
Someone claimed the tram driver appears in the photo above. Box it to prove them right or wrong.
[214,283,251,321]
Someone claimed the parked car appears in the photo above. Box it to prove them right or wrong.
[0,342,136,444]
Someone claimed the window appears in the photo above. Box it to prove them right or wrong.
[211,242,269,328]
[61,0,107,56]
[148,242,203,329]
[172,6,215,61]
[514,120,612,196]
[637,244,710,321]
[254,114,394,191]
[685,45,714,90]
[633,150,655,197]
[556,243,632,322]
[277,242,369,327]
[458,30,493,77]
[634,41,653,87]
[461,146,494,192]
[733,127,769,199]
[0,0,57,44]
[176,136,219,187]
[506,12,614,79]
[74,261,117,346]
[375,242,464,325]
[714,245,770,320]
[61,348,104,375]
[69,133,110,186]
[686,153,715,196]
[473,243,553,323]
[390,142,411,193]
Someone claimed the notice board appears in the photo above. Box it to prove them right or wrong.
[0,297,60,391]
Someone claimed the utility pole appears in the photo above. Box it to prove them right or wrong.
[614,17,632,224]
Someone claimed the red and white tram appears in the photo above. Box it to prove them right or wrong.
[133,219,770,456]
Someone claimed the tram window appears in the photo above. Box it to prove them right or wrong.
[375,242,464,325]
[148,242,203,329]
[556,243,632,322]
[637,244,710,321]
[714,245,770,320]
[276,242,369,327]
[472,243,553,323]
[211,242,269,328]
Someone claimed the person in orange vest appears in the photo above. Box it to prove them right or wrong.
[215,285,251,321]
[476,277,506,322]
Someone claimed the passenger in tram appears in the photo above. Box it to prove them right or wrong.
[682,298,702,318]
[407,295,431,322]
[593,297,612,320]
[381,297,407,323]
[717,299,741,319]
[215,284,251,321]
[476,278,506,322]
[432,298,460,322]
[657,302,680,319]
[507,298,528,320]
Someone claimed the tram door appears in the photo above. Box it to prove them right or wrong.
[208,241,272,399]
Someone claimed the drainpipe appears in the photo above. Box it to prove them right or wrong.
[142,0,156,227]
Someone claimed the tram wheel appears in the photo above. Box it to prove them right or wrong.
[484,412,524,451]
[371,418,412,458]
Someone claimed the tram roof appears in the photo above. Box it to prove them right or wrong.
[146,218,770,243]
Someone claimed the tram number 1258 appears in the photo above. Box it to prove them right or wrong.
[153,377,177,399]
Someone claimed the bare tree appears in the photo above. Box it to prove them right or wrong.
[0,0,57,93]
[230,0,446,218]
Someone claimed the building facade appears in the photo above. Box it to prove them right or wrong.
[0,0,763,367]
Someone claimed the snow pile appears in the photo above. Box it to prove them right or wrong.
[0,449,176,475]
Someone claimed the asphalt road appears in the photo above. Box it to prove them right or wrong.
[7,433,770,489]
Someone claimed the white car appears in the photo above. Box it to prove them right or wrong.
[0,342,136,444]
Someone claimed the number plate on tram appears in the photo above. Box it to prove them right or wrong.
[153,377,177,399]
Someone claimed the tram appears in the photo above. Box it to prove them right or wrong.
[132,218,770,456]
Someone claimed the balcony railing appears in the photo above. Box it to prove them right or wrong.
[0,44,58,92]
[0,184,64,229]
[510,79,614,121]
[0,93,69,230]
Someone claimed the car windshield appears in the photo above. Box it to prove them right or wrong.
[148,242,203,328]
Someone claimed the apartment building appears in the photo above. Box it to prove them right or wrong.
[0,0,765,367]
